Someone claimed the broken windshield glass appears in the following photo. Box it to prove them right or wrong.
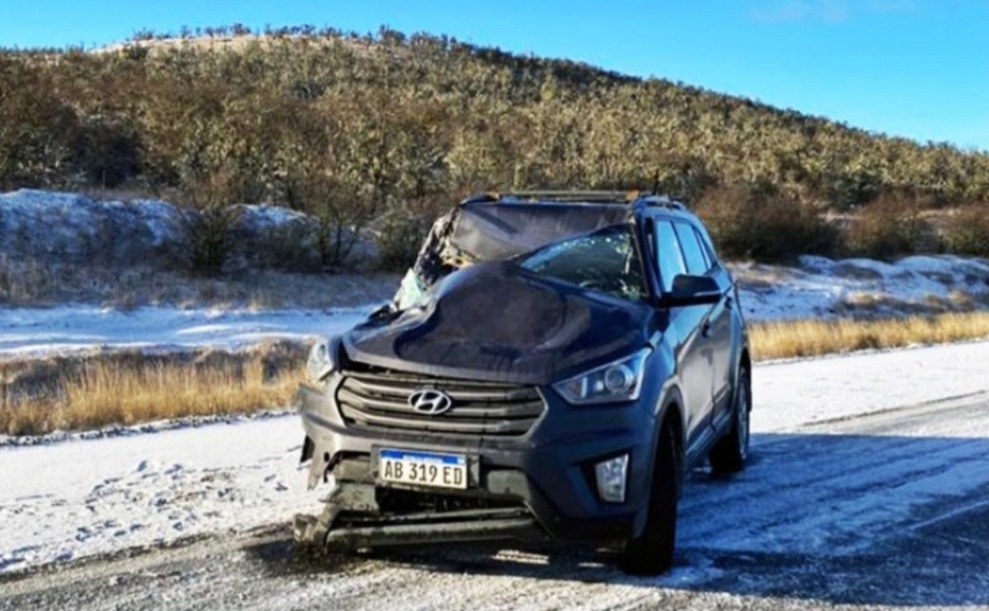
[516,225,646,302]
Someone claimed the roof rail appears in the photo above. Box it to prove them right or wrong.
[638,195,686,211]
[476,190,640,204]
[460,191,689,210]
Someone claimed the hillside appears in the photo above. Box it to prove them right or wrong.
[2,26,989,267]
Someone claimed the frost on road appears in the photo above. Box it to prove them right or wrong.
[1,342,988,610]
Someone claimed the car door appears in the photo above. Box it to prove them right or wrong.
[674,223,734,424]
[654,219,715,449]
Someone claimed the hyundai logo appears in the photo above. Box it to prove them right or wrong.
[409,389,454,415]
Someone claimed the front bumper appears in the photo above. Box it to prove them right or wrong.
[294,479,550,551]
[296,370,660,545]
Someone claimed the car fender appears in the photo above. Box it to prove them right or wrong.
[632,379,685,536]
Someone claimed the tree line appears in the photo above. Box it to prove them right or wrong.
[2,26,988,267]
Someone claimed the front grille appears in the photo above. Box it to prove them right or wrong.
[336,369,544,437]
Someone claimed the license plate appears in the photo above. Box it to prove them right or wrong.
[378,448,468,490]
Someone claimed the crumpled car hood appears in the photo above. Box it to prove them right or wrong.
[343,261,653,385]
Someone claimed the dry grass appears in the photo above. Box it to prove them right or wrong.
[5,312,989,436]
[1,344,306,436]
[57,359,301,430]
[751,312,989,361]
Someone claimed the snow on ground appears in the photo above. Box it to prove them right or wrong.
[732,254,989,321]
[0,306,372,360]
[0,415,313,573]
[2,339,988,573]
[0,190,184,267]
[751,340,989,432]
[4,188,989,578]
[0,189,323,272]
[5,249,989,360]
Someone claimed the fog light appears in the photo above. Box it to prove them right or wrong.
[595,454,629,503]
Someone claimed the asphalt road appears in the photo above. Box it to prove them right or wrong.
[1,394,987,611]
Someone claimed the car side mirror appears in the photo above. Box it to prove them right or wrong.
[663,274,721,306]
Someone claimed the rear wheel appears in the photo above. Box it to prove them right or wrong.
[710,365,751,474]
[620,419,679,575]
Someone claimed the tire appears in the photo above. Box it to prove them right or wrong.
[710,365,751,475]
[620,419,679,575]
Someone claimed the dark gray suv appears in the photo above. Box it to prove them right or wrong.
[295,191,751,575]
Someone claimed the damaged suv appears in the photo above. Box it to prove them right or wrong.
[295,191,751,575]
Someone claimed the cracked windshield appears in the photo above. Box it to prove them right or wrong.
[516,225,645,302]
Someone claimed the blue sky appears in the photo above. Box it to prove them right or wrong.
[1,0,986,150]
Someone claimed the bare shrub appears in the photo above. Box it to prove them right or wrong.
[374,211,433,272]
[256,223,321,272]
[843,192,932,259]
[694,183,838,261]
[0,257,59,305]
[176,205,241,275]
[372,195,448,271]
[170,169,244,274]
[941,203,989,257]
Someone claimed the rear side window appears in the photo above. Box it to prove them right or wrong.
[673,223,710,276]
[655,221,686,292]
[694,224,724,269]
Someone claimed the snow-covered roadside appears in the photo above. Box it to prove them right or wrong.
[732,253,989,321]
[6,247,989,361]
[2,339,988,574]
[751,340,989,432]
[0,306,373,360]
[5,187,989,325]
[0,415,312,573]
[0,189,320,270]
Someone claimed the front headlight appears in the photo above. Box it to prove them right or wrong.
[553,348,652,405]
[306,336,341,383]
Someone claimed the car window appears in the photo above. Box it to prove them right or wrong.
[673,222,710,276]
[695,227,713,270]
[694,223,723,270]
[516,225,645,302]
[655,220,686,293]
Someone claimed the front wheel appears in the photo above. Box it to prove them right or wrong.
[620,419,679,575]
[710,365,751,474]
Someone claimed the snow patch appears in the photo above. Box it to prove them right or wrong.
[0,306,372,360]
[732,254,989,321]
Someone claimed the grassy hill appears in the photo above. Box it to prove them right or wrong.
[2,25,989,265]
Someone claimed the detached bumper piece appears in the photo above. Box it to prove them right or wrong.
[326,508,546,551]
[294,481,549,552]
